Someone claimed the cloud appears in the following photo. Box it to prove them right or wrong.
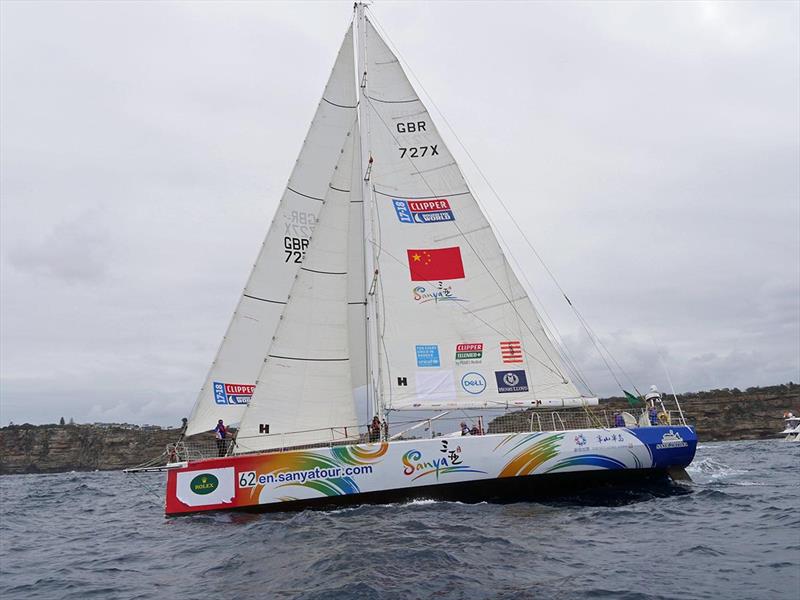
[7,211,113,283]
[1,1,797,426]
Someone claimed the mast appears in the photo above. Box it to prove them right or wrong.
[355,3,384,424]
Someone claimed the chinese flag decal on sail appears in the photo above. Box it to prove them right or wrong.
[407,247,465,281]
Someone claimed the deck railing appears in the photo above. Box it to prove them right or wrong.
[167,407,688,462]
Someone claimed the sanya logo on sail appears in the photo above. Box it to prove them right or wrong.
[656,430,689,449]
[412,283,467,304]
[190,473,219,495]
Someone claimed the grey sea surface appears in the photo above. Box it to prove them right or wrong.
[1,440,798,600]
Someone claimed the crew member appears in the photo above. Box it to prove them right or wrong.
[214,419,227,457]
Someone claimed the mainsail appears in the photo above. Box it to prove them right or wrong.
[184,25,358,437]
[360,17,583,410]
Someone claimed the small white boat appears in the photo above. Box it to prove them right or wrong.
[779,413,800,442]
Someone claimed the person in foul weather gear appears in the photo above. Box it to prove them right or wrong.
[213,420,228,457]
[645,385,661,425]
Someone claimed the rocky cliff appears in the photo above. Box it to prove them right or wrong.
[1,384,797,475]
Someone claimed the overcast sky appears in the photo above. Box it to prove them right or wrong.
[1,1,798,427]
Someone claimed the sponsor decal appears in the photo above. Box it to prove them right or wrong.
[213,381,254,405]
[393,198,455,224]
[407,247,465,281]
[455,342,483,364]
[461,372,487,395]
[500,340,524,364]
[495,370,529,393]
[656,430,689,449]
[176,466,236,507]
[412,283,466,304]
[574,433,587,447]
[415,345,440,367]
[402,440,485,481]
[190,473,219,495]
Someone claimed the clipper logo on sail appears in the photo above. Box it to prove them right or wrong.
[393,199,454,224]
[455,343,483,364]
[213,382,254,405]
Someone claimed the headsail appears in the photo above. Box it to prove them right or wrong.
[235,131,359,452]
[361,17,583,410]
[184,24,358,437]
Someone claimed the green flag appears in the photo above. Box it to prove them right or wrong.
[624,390,641,407]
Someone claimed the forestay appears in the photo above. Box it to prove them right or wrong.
[234,132,360,452]
[362,18,584,410]
[184,25,358,437]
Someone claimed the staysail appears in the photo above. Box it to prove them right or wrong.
[361,17,584,410]
[234,131,360,452]
[184,24,359,437]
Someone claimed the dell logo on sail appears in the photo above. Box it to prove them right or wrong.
[461,372,487,395]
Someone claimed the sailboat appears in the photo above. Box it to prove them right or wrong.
[164,5,696,515]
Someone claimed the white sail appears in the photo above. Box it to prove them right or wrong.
[184,24,358,437]
[361,18,583,410]
[234,131,359,452]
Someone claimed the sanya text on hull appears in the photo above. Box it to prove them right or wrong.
[149,4,697,515]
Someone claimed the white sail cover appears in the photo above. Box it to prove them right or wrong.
[235,132,359,452]
[184,25,358,437]
[362,18,582,410]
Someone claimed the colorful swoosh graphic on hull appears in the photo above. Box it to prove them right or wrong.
[499,433,564,477]
[545,454,627,473]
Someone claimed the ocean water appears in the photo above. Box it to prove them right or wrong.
[0,440,797,600]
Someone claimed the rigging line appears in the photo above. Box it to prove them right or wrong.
[364,96,570,384]
[368,238,566,380]
[581,316,642,396]
[370,182,393,412]
[455,166,593,394]
[366,9,606,393]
